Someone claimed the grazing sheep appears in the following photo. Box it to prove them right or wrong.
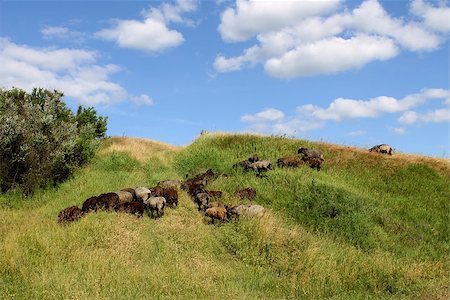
[135,187,151,202]
[81,193,120,212]
[58,206,84,223]
[302,156,323,171]
[82,196,99,213]
[245,160,272,177]
[150,186,179,208]
[205,206,228,223]
[234,187,256,200]
[232,160,252,169]
[232,154,259,169]
[248,154,260,163]
[115,191,134,204]
[117,201,144,217]
[229,204,265,218]
[206,190,223,199]
[369,144,393,155]
[157,180,182,190]
[194,192,210,211]
[187,183,206,198]
[298,147,324,160]
[144,196,166,218]
[120,188,136,199]
[277,156,302,168]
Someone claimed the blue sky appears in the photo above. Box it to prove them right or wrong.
[0,0,449,156]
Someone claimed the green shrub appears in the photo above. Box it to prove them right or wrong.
[0,88,107,194]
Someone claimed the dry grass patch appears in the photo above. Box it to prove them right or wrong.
[99,136,181,162]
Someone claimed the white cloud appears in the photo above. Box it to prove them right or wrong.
[215,0,447,77]
[411,0,450,33]
[400,108,450,124]
[95,0,197,53]
[392,127,406,135]
[241,88,449,136]
[264,35,398,78]
[296,89,449,121]
[241,108,284,122]
[0,38,152,106]
[399,111,419,124]
[41,26,86,43]
[132,94,154,106]
[219,0,341,42]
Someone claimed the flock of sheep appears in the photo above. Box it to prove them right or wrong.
[57,144,393,224]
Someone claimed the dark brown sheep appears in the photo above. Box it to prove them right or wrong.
[82,196,99,213]
[298,147,324,160]
[302,156,323,171]
[277,156,302,168]
[81,193,120,213]
[117,201,144,217]
[235,187,256,200]
[187,182,206,198]
[58,206,84,223]
[150,186,178,208]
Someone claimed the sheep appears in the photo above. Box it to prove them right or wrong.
[234,187,256,200]
[277,156,302,168]
[144,196,166,218]
[115,190,134,204]
[302,156,323,171]
[369,144,393,155]
[150,186,178,208]
[245,160,272,177]
[58,206,84,223]
[135,187,151,202]
[232,154,259,169]
[157,180,182,190]
[298,147,324,160]
[120,188,136,200]
[228,204,265,218]
[205,206,228,223]
[81,193,120,213]
[117,201,144,217]
[186,183,206,198]
[194,192,210,211]
[82,196,99,213]
[232,160,252,169]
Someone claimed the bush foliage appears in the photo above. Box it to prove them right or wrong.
[0,88,107,194]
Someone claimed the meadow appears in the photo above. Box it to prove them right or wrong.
[0,133,448,299]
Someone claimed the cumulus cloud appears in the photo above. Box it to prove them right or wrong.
[218,0,341,42]
[411,0,450,33]
[95,0,197,53]
[241,88,449,136]
[264,35,398,78]
[215,0,447,77]
[0,38,152,106]
[400,108,450,124]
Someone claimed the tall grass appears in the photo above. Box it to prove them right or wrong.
[1,134,448,299]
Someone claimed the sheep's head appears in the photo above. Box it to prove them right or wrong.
[298,147,308,154]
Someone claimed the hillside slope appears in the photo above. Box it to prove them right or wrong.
[1,134,448,299]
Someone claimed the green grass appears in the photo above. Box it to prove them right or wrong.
[1,133,449,299]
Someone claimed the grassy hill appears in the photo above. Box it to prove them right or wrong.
[1,133,449,299]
